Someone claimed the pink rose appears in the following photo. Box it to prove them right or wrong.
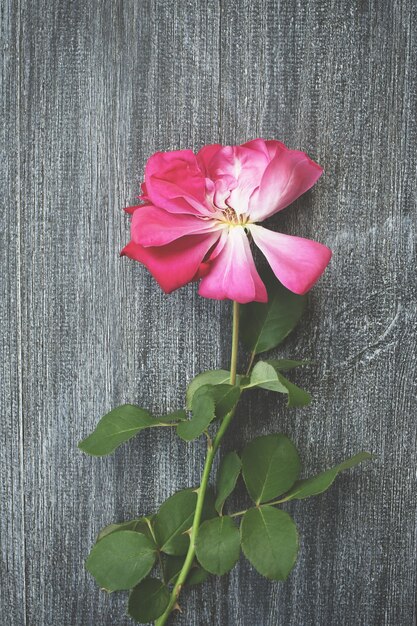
[122,139,332,303]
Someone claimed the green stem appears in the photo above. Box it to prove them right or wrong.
[155,301,240,626]
[230,300,240,386]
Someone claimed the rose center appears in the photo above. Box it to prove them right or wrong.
[220,206,248,226]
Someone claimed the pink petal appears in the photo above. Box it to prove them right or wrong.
[124,204,142,215]
[212,175,237,209]
[193,262,211,280]
[196,144,234,209]
[145,150,213,216]
[192,229,230,281]
[241,138,286,161]
[248,148,323,221]
[139,182,148,200]
[198,226,267,303]
[207,145,270,216]
[121,232,222,293]
[249,224,332,295]
[196,144,222,174]
[131,205,224,247]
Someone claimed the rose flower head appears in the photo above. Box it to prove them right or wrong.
[121,139,332,303]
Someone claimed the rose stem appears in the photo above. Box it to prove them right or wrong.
[155,300,240,626]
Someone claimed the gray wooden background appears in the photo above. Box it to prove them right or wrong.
[1,1,416,625]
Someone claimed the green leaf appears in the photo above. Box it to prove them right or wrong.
[209,384,241,419]
[128,578,170,624]
[266,359,311,371]
[215,451,242,514]
[176,386,216,441]
[154,489,197,555]
[186,370,232,409]
[242,434,301,504]
[283,452,374,501]
[97,517,155,544]
[158,409,187,423]
[247,362,288,393]
[246,361,311,407]
[201,486,218,522]
[186,565,210,586]
[241,506,299,581]
[85,531,156,592]
[277,374,311,407]
[163,556,210,586]
[186,370,247,410]
[78,404,157,456]
[163,555,184,585]
[264,360,311,407]
[240,276,306,355]
[195,516,240,575]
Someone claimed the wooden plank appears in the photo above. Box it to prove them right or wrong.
[0,1,26,623]
[1,0,416,625]
[217,2,417,626]
[13,1,221,624]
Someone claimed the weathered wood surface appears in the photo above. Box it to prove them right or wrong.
[1,1,416,624]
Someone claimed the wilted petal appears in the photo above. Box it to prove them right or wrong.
[249,224,332,294]
[248,148,323,221]
[131,205,224,247]
[198,226,267,303]
[121,232,222,293]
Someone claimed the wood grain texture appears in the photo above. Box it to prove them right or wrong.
[1,1,416,625]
